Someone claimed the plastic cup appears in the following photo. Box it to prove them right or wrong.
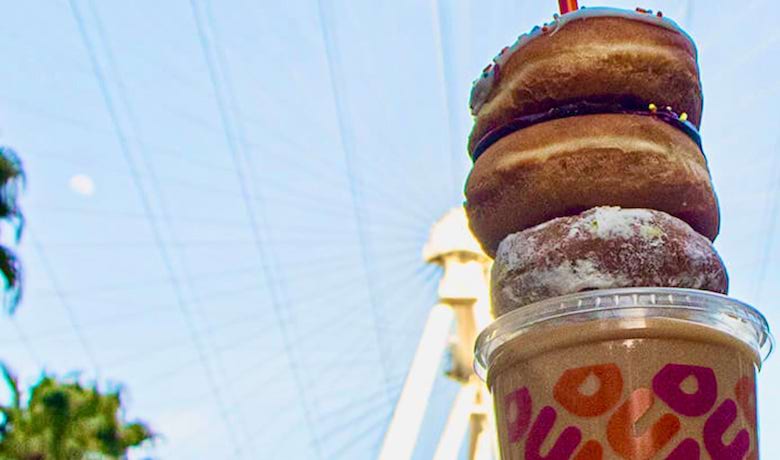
[474,288,773,460]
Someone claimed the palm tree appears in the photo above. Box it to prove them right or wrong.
[0,149,154,457]
[0,364,154,460]
[0,146,24,313]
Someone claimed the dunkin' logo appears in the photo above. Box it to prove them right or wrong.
[503,363,757,459]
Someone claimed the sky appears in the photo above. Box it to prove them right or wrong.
[0,0,777,459]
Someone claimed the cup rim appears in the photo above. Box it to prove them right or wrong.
[474,287,774,381]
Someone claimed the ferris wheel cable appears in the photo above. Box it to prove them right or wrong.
[281,250,426,280]
[683,0,694,29]
[132,355,207,387]
[431,0,467,201]
[213,310,372,360]
[93,316,281,374]
[267,340,424,400]
[14,263,311,305]
[68,276,266,312]
[284,257,432,313]
[27,228,102,373]
[147,348,408,454]
[38,156,360,222]
[141,159,441,233]
[311,391,398,440]
[189,1,327,456]
[241,378,406,452]
[30,225,430,250]
[115,63,207,104]
[70,1,250,455]
[27,149,148,176]
[0,94,117,135]
[267,224,431,241]
[217,303,425,381]
[380,301,443,349]
[8,319,43,367]
[0,307,184,346]
[287,248,429,271]
[30,145,442,234]
[284,149,448,220]
[273,240,428,264]
[707,35,780,90]
[701,90,780,161]
[313,378,408,422]
[81,29,330,146]
[236,158,445,228]
[86,28,210,92]
[219,300,419,392]
[696,0,762,56]
[213,307,382,365]
[28,272,269,313]
[238,117,334,154]
[240,192,434,231]
[216,271,433,391]
[248,169,424,216]
[0,97,240,175]
[101,341,194,372]
[148,38,336,135]
[37,238,255,249]
[723,199,780,223]
[28,204,253,228]
[15,96,348,187]
[20,245,423,327]
[236,376,406,448]
[255,380,399,456]
[322,409,398,459]
[206,300,372,349]
[312,4,440,388]
[273,221,437,246]
[752,136,780,300]
[258,176,444,227]
[24,45,436,460]
[223,333,408,398]
[213,282,430,374]
[222,378,405,455]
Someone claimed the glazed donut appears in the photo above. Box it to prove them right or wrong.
[464,113,719,257]
[491,207,728,317]
[469,7,701,156]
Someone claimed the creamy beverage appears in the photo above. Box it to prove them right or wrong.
[475,289,772,460]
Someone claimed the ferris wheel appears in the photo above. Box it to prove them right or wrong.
[379,208,496,460]
[0,0,778,459]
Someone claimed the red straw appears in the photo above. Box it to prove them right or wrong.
[558,0,579,14]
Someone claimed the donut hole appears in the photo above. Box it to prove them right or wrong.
[680,375,699,395]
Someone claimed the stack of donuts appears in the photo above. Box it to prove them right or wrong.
[463,7,728,317]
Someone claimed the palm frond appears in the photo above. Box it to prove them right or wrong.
[0,148,24,241]
[0,364,20,409]
[119,422,153,449]
[0,147,24,314]
[0,247,21,314]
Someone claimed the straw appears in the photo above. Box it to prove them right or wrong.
[558,0,579,14]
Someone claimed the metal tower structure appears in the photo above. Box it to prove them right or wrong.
[378,208,497,460]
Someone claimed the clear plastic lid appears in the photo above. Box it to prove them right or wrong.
[474,288,773,381]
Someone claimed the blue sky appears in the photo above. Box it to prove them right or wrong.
[0,0,777,459]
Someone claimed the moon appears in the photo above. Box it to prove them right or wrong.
[69,174,95,196]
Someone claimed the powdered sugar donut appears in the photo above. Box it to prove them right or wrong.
[491,207,728,317]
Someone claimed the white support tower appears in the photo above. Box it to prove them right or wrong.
[378,208,496,460]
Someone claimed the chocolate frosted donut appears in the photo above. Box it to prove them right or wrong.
[491,207,728,318]
[465,113,719,257]
[468,7,702,155]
